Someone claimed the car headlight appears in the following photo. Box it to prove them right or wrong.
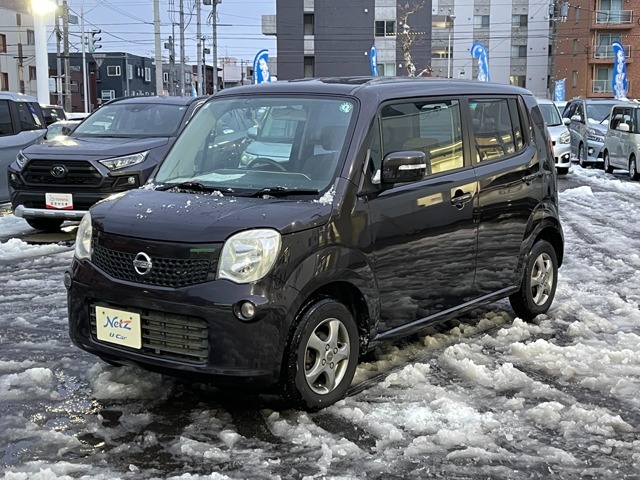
[217,229,281,283]
[99,151,148,171]
[16,150,28,170]
[240,151,258,166]
[587,128,605,142]
[74,212,93,261]
[558,131,570,144]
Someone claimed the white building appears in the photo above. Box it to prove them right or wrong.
[0,1,37,95]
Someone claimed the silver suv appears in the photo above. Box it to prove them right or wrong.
[537,98,571,175]
[603,103,640,180]
[562,98,629,168]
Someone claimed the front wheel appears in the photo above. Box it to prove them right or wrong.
[281,299,359,411]
[629,157,640,181]
[509,240,558,322]
[578,143,588,168]
[604,151,614,174]
[26,218,64,232]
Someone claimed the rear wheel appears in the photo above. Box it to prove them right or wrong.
[509,240,558,322]
[282,299,359,411]
[25,218,64,232]
[604,151,614,174]
[629,156,640,181]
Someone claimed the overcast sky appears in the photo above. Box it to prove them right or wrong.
[48,0,276,65]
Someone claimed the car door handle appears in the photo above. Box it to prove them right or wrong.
[451,191,473,208]
[522,173,539,184]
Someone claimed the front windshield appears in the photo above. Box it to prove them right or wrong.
[73,103,187,137]
[586,103,618,123]
[154,96,357,194]
[539,103,562,127]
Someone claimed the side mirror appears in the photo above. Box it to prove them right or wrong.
[247,126,258,139]
[570,115,583,123]
[381,151,428,184]
[618,123,630,132]
[563,117,571,125]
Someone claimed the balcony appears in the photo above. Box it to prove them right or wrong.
[592,79,631,95]
[593,10,633,28]
[589,44,633,64]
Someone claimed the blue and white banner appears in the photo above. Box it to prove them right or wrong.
[612,41,628,99]
[370,45,378,76]
[554,78,566,102]
[253,49,271,84]
[470,42,490,82]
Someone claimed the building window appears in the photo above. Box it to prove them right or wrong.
[375,20,396,37]
[573,39,579,54]
[511,45,527,57]
[304,56,314,78]
[378,63,396,76]
[163,72,169,83]
[128,64,133,80]
[574,6,581,22]
[29,66,36,81]
[509,75,526,87]
[512,14,528,27]
[595,66,613,92]
[474,15,490,28]
[107,65,121,76]
[1,72,9,91]
[572,71,578,88]
[145,67,151,82]
[304,13,314,35]
[26,29,35,45]
[0,34,6,53]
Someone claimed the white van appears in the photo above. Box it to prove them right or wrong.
[603,103,640,180]
[0,93,47,202]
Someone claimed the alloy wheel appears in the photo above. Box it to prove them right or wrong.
[304,317,351,395]
[530,252,554,306]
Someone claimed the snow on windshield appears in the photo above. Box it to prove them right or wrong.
[1,166,640,478]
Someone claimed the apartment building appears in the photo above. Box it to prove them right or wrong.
[0,1,37,94]
[554,0,637,98]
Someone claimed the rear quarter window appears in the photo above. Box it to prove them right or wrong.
[0,100,15,136]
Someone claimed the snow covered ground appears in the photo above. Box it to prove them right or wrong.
[1,166,640,479]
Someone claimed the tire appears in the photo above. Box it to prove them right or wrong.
[578,143,588,168]
[556,167,568,176]
[509,240,558,322]
[25,218,64,232]
[629,156,640,181]
[281,299,359,411]
[604,151,614,174]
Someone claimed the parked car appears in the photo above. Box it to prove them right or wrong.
[602,103,640,180]
[7,95,206,231]
[46,119,82,139]
[65,78,564,410]
[562,98,629,168]
[40,104,67,126]
[537,98,571,175]
[0,92,47,203]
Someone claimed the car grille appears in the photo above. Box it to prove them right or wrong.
[90,304,209,364]
[92,239,212,288]
[24,160,102,186]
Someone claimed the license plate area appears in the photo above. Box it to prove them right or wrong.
[95,306,142,349]
[45,193,73,209]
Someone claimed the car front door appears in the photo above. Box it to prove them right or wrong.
[365,98,478,333]
[608,107,624,168]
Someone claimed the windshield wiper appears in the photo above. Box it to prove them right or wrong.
[245,186,319,198]
[156,181,219,192]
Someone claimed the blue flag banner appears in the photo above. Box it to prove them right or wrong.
[470,42,490,82]
[612,41,627,99]
[253,49,271,84]
[554,79,566,102]
[370,45,378,76]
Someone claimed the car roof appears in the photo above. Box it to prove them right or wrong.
[535,98,554,105]
[214,77,532,102]
[0,92,38,102]
[105,95,208,107]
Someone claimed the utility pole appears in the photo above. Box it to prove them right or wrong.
[81,2,89,113]
[62,0,71,111]
[211,0,221,92]
[179,0,185,95]
[153,0,163,95]
[55,2,62,106]
[168,31,175,95]
[196,0,202,95]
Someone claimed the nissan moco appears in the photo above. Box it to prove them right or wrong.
[66,78,564,410]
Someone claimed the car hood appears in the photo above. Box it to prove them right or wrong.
[587,122,608,134]
[23,136,171,159]
[547,124,569,141]
[90,188,333,242]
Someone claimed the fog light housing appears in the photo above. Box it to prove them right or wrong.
[127,176,136,185]
[588,147,594,155]
[235,301,256,321]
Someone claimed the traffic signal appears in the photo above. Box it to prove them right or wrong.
[89,29,102,52]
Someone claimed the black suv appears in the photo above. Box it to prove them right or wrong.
[8,95,206,231]
[66,78,564,410]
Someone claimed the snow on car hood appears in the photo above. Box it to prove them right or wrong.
[90,188,332,242]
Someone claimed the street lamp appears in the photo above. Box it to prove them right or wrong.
[31,0,57,105]
[447,15,456,79]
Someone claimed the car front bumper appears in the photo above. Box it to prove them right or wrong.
[553,142,571,169]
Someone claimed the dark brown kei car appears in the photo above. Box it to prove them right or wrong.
[66,77,564,410]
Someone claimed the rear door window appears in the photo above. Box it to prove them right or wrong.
[468,98,525,163]
[16,102,44,131]
[0,100,15,136]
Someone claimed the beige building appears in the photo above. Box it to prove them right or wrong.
[0,1,37,95]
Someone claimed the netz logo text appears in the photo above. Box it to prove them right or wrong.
[103,315,133,331]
